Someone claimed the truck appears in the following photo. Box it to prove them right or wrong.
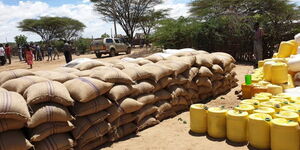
[90,38,131,58]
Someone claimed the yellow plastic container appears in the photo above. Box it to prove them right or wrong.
[253,95,270,102]
[271,62,288,84]
[281,105,300,114]
[240,99,259,106]
[271,118,299,150]
[263,61,276,81]
[226,110,248,143]
[234,104,255,114]
[273,53,278,58]
[259,101,281,108]
[288,40,299,55]
[267,84,283,95]
[248,113,272,149]
[190,104,207,133]
[207,107,227,139]
[258,60,264,68]
[255,92,272,98]
[252,86,268,97]
[274,111,299,122]
[270,98,290,106]
[254,107,275,116]
[273,93,291,101]
[277,41,293,58]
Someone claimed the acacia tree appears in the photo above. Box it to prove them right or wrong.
[91,0,162,42]
[18,17,85,42]
[14,35,28,46]
[138,9,168,36]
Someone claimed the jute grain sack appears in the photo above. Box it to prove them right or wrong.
[195,76,212,88]
[184,82,198,91]
[0,91,30,122]
[136,59,153,66]
[72,70,93,77]
[0,130,33,150]
[168,85,187,98]
[91,66,133,84]
[122,66,152,81]
[1,76,48,94]
[106,104,125,123]
[74,61,108,71]
[169,75,188,86]
[154,76,173,91]
[112,62,140,70]
[28,103,74,128]
[210,73,225,81]
[131,80,156,97]
[212,80,223,91]
[72,111,109,139]
[212,52,236,63]
[155,109,176,121]
[140,63,173,81]
[34,71,78,83]
[198,86,212,94]
[30,121,74,142]
[24,81,74,107]
[120,98,144,113]
[212,64,224,74]
[186,89,199,100]
[78,136,108,150]
[72,96,112,117]
[53,67,80,73]
[107,84,133,101]
[156,60,189,76]
[156,100,172,113]
[137,116,160,131]
[195,54,213,68]
[170,96,189,106]
[34,133,75,150]
[0,119,25,132]
[224,63,236,73]
[109,123,137,142]
[0,87,7,92]
[78,121,111,147]
[145,54,165,63]
[0,69,34,85]
[199,66,213,77]
[64,77,113,103]
[112,113,137,128]
[154,89,171,100]
[182,67,199,81]
[169,56,196,67]
[136,94,157,105]
[136,105,158,123]
[212,54,234,68]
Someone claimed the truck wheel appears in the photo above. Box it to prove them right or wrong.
[95,53,102,58]
[110,49,116,57]
[126,48,131,54]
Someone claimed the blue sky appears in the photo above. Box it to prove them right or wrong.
[0,0,87,6]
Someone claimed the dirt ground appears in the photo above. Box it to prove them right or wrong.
[0,48,254,150]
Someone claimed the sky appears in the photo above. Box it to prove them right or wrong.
[0,0,299,43]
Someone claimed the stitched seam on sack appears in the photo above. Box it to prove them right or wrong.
[77,77,100,94]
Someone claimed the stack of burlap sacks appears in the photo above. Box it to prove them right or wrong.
[0,50,237,150]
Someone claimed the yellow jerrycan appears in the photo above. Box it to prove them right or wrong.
[271,118,300,150]
[226,110,248,143]
[281,105,300,114]
[254,107,275,116]
[270,98,290,106]
[259,101,281,111]
[273,93,291,101]
[288,40,299,55]
[263,61,276,81]
[274,111,299,122]
[240,99,259,105]
[234,104,255,114]
[277,41,293,58]
[253,95,270,103]
[248,113,272,149]
[255,92,272,98]
[207,107,227,139]
[258,60,265,68]
[271,62,288,84]
[190,104,207,133]
[267,84,283,95]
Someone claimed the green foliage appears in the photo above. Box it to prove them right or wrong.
[74,38,92,54]
[101,33,110,38]
[14,35,28,46]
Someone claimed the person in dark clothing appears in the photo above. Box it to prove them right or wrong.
[63,41,72,63]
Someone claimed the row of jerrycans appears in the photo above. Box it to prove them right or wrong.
[190,104,300,150]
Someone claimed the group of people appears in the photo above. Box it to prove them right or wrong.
[0,44,12,65]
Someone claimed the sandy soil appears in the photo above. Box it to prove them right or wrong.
[0,49,254,150]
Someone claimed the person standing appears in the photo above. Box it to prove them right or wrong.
[24,44,33,69]
[47,45,53,61]
[253,22,264,63]
[63,41,72,63]
[0,44,6,65]
[18,45,23,61]
[4,44,11,64]
[35,44,42,61]
[53,47,59,60]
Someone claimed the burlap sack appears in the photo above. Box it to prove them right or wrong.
[0,87,7,92]
[34,133,75,150]
[0,119,25,132]
[1,76,48,94]
[78,121,111,147]
[212,80,223,91]
[120,98,143,113]
[212,54,234,68]
[154,89,171,101]
[199,66,213,77]
[0,69,34,85]
[112,62,140,70]
[0,91,30,123]
[78,136,108,150]
[198,86,213,94]
[145,54,165,63]
[186,89,199,100]
[212,64,224,74]
[53,67,80,73]
[72,70,94,77]
[136,105,158,123]
[140,63,174,81]
[156,60,189,76]
[195,76,212,88]
[28,103,74,128]
[169,75,188,86]
[137,116,160,131]
[30,121,74,142]
[154,76,173,91]
[224,63,236,73]
[136,94,158,105]
[136,59,153,65]
[112,113,137,128]
[195,54,213,68]
[34,71,78,83]
[64,77,113,103]
[108,123,137,142]
[212,52,236,63]
[211,73,225,81]
[72,96,112,117]
[91,66,134,84]
[106,104,125,123]
[155,109,176,121]
[74,61,109,71]
[170,96,188,106]
[168,85,187,98]
[121,66,152,81]
[0,130,33,150]
[24,81,74,107]
[182,67,199,81]
[131,80,156,97]
[72,111,109,139]
[155,100,172,113]
[184,82,198,91]
[107,84,133,101]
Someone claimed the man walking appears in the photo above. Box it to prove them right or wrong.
[63,41,72,63]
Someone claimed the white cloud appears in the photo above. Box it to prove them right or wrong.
[0,0,189,43]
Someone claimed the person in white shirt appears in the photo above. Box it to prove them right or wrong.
[0,44,6,65]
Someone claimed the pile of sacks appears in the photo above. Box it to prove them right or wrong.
[0,49,238,149]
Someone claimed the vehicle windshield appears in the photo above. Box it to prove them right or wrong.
[106,39,113,43]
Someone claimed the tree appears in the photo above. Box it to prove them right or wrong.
[101,33,110,38]
[18,17,85,42]
[90,0,163,42]
[14,35,28,46]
